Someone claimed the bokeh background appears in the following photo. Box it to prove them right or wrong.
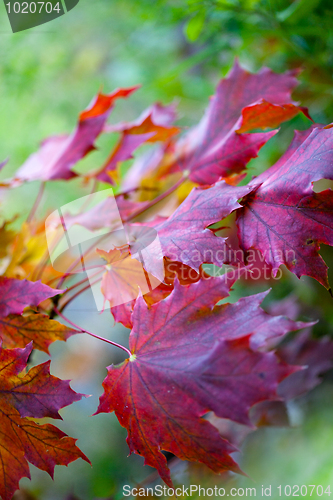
[1,0,333,498]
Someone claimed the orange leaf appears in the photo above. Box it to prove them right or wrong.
[236,100,311,133]
[0,343,89,500]
[0,313,78,354]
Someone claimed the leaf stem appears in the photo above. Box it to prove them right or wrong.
[57,268,103,294]
[54,307,132,357]
[27,182,45,223]
[58,275,103,312]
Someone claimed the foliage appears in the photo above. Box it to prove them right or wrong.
[181,0,333,119]
[1,60,333,499]
[0,342,89,500]
[2,0,333,182]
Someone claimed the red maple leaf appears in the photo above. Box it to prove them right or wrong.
[163,61,303,185]
[12,87,138,183]
[237,125,333,289]
[96,273,305,486]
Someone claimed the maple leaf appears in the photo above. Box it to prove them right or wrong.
[95,103,179,184]
[12,87,138,183]
[0,313,78,354]
[236,100,311,134]
[0,342,89,500]
[97,246,162,308]
[159,61,302,185]
[0,277,62,318]
[96,273,305,486]
[237,125,333,289]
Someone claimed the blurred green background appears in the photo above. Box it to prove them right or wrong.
[1,0,333,498]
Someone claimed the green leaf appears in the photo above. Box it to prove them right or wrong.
[184,12,205,42]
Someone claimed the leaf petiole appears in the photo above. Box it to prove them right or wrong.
[26,182,45,223]
[53,307,132,357]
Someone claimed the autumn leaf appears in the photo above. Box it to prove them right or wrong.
[12,87,138,183]
[97,246,162,308]
[95,103,179,184]
[0,277,62,318]
[96,273,305,486]
[236,100,311,134]
[159,61,301,185]
[0,313,78,354]
[237,125,333,289]
[105,181,251,295]
[0,342,89,500]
